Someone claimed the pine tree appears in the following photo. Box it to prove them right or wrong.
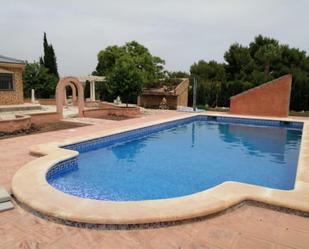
[41,32,59,78]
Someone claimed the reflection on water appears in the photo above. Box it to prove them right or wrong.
[218,124,287,163]
[111,139,147,163]
[191,122,196,147]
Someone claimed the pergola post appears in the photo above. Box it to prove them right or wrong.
[77,76,105,102]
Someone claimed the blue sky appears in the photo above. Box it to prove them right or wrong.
[1,0,308,76]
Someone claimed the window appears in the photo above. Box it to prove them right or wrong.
[0,73,14,90]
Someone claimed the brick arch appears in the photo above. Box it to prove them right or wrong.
[56,77,84,118]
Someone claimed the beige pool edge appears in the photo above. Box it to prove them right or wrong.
[11,113,309,225]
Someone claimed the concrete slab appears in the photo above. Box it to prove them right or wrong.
[0,201,13,212]
[0,186,10,203]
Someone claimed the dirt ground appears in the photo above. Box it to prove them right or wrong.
[0,121,89,140]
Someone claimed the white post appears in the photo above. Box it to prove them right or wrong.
[90,81,96,101]
[90,81,93,101]
[93,81,96,101]
[31,89,35,103]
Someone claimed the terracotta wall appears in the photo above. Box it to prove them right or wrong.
[0,115,31,132]
[83,107,140,118]
[230,75,292,117]
[0,64,24,105]
[98,102,119,109]
[0,112,62,132]
[83,109,109,118]
[29,112,62,125]
[109,107,140,117]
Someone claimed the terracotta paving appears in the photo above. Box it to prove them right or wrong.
[0,110,309,249]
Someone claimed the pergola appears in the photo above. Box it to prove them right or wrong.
[78,75,105,101]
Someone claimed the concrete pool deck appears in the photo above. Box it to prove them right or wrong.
[1,110,309,248]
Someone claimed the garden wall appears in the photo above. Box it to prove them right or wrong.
[229,75,292,117]
[0,115,31,132]
[29,112,62,125]
[83,107,140,118]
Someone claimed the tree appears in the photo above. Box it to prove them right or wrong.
[23,62,58,98]
[167,71,190,78]
[190,60,227,107]
[190,34,309,111]
[106,55,144,106]
[40,32,59,78]
[191,60,226,82]
[95,45,124,76]
[224,43,255,81]
[95,41,165,103]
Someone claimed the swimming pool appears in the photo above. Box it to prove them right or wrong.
[46,116,302,201]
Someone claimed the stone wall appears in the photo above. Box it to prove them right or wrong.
[0,64,24,105]
[230,75,292,117]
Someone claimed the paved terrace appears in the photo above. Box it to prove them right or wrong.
[1,110,309,249]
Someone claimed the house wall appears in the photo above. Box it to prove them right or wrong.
[229,75,292,117]
[0,64,24,105]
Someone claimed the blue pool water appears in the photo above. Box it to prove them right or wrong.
[48,117,302,201]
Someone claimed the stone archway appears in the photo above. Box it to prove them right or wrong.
[56,77,84,118]
[63,82,77,105]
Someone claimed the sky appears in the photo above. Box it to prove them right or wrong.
[1,0,309,76]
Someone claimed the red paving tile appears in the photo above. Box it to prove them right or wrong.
[232,236,274,249]
[0,110,309,249]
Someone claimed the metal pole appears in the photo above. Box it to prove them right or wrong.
[193,77,197,112]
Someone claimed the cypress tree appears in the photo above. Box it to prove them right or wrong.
[41,32,59,78]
